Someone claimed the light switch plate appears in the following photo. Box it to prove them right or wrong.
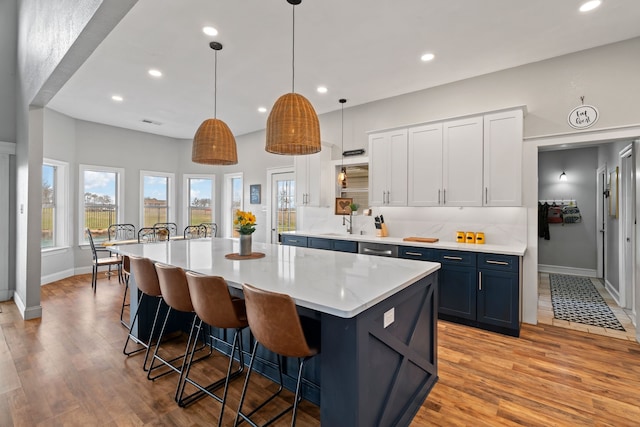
[383,307,395,328]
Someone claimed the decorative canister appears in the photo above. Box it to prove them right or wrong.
[465,231,476,244]
[456,231,466,243]
[475,232,485,244]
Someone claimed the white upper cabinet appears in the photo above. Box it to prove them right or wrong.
[408,123,443,206]
[443,116,484,206]
[369,129,408,206]
[370,107,523,208]
[295,148,330,207]
[483,109,523,206]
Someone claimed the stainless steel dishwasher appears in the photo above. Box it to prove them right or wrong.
[358,241,399,258]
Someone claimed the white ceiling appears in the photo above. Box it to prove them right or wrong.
[47,0,640,140]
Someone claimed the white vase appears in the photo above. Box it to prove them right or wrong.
[239,234,252,256]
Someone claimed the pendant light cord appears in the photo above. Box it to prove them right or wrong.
[341,102,344,167]
[214,49,218,119]
[291,3,296,93]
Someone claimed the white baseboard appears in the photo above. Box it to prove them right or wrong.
[538,264,598,278]
[13,291,42,320]
[41,268,76,286]
[75,266,93,276]
[604,279,621,305]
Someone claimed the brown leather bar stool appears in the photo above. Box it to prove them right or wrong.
[234,283,321,427]
[148,263,211,382]
[176,273,249,425]
[122,255,165,371]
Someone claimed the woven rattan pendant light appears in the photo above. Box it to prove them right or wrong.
[337,98,348,188]
[265,0,321,155]
[192,42,238,165]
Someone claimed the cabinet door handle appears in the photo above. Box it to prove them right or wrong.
[405,252,423,256]
[486,260,509,266]
[485,187,488,204]
[443,189,446,204]
[443,255,463,261]
[289,239,298,243]
[438,189,441,204]
[479,271,482,291]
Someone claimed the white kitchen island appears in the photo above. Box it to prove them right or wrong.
[112,238,440,427]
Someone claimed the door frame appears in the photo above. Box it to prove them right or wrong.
[266,166,294,244]
[619,144,634,311]
[596,164,607,279]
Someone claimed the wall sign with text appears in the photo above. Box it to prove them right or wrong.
[567,104,599,130]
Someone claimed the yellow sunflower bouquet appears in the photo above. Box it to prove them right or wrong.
[234,210,257,235]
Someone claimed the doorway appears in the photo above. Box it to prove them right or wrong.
[266,167,295,244]
[537,140,636,339]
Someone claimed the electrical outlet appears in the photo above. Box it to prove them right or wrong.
[383,307,395,328]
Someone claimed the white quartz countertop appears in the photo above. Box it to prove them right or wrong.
[282,231,526,256]
[111,238,440,319]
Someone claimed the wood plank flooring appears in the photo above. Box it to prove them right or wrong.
[1,274,640,426]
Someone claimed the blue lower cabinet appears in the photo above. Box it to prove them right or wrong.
[287,235,358,253]
[331,240,358,253]
[308,237,332,250]
[281,235,308,247]
[438,264,477,321]
[400,246,520,336]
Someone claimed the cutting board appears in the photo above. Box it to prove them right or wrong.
[403,237,439,243]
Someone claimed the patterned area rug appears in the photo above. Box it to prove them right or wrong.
[549,274,625,331]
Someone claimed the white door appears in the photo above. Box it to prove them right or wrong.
[270,171,296,244]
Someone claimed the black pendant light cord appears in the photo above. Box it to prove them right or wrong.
[214,48,218,119]
[291,3,295,93]
[341,102,344,167]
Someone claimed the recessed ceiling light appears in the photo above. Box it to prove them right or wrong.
[317,86,328,94]
[202,26,218,36]
[579,0,601,12]
[258,107,267,113]
[148,69,162,77]
[111,95,123,102]
[421,53,435,62]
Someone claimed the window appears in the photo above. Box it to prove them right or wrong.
[224,173,243,237]
[42,159,69,249]
[183,174,215,226]
[141,171,175,227]
[79,165,123,243]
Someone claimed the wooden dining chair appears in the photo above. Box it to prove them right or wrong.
[200,222,218,237]
[183,225,207,239]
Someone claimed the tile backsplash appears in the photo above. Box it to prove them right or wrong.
[297,206,527,246]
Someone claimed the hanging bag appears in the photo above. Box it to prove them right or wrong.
[562,205,582,223]
[547,206,563,223]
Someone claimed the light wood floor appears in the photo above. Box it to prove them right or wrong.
[2,274,640,426]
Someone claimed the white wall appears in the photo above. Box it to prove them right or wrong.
[0,0,16,143]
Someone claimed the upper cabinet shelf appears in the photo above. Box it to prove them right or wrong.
[369,107,524,207]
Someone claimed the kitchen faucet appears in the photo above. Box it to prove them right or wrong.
[343,212,353,234]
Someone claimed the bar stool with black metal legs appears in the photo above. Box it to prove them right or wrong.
[234,283,321,427]
[119,255,131,328]
[175,273,249,425]
[123,255,165,371]
[148,263,211,381]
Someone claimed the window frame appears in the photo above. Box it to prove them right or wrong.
[223,172,243,238]
[42,158,69,251]
[140,170,175,228]
[183,174,216,227]
[79,164,124,245]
